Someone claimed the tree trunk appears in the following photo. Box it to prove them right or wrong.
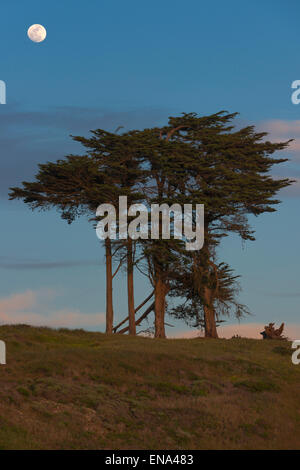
[154,276,168,338]
[203,286,218,338]
[127,239,136,335]
[105,238,114,334]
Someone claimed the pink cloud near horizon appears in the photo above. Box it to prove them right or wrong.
[172,322,300,340]
[260,119,300,157]
[0,290,105,329]
[256,119,300,197]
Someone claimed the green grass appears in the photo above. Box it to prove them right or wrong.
[0,324,299,449]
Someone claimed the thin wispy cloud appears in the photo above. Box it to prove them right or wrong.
[0,256,100,270]
[261,290,300,298]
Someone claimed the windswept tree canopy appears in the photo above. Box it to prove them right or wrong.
[9,111,294,337]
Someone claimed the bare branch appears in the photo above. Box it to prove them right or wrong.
[166,125,188,141]
[112,290,154,333]
[117,302,155,334]
[135,290,154,313]
[112,259,124,279]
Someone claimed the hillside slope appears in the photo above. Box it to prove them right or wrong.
[0,324,299,450]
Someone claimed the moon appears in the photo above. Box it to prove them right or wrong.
[27,24,47,43]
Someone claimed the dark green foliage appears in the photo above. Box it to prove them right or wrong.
[8,111,293,336]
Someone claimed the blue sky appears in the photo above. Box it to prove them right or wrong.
[0,0,299,337]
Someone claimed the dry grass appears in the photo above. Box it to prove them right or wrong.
[0,324,299,449]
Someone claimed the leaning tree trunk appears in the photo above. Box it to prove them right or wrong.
[203,285,218,338]
[154,273,168,338]
[105,238,114,334]
[127,239,136,335]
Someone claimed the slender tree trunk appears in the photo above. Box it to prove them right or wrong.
[105,238,114,334]
[203,285,218,338]
[154,275,168,338]
[127,239,136,335]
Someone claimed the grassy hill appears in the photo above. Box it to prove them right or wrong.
[0,324,299,450]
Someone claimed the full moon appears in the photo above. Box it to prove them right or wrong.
[27,24,47,43]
